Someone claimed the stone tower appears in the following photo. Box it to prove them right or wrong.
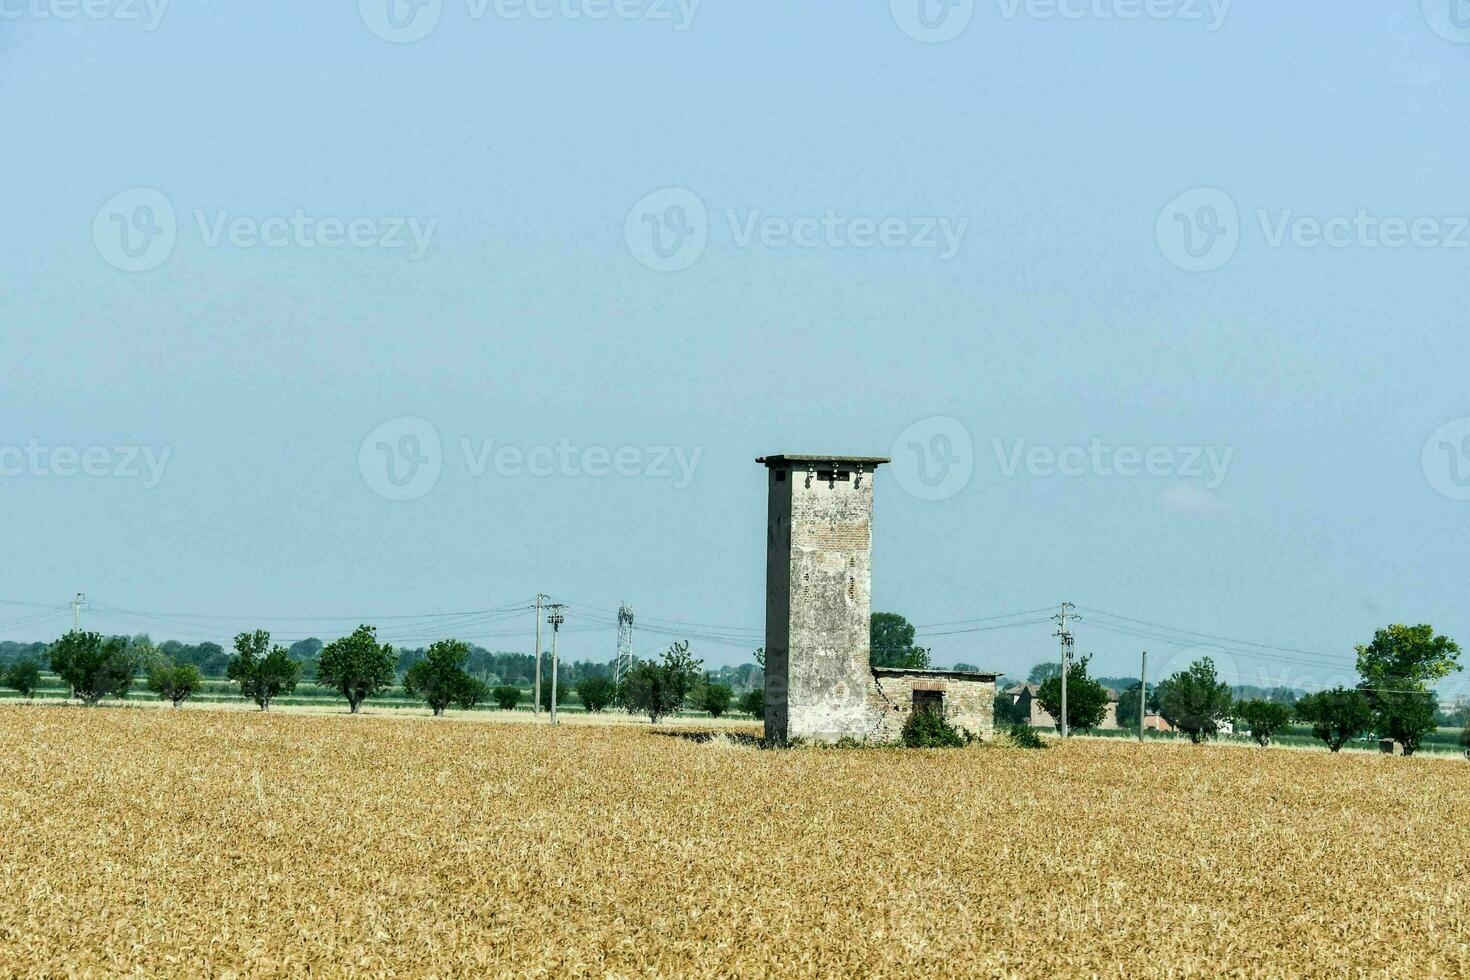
[758,454,889,743]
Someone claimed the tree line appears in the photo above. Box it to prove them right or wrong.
[0,628,764,723]
[996,623,1467,756]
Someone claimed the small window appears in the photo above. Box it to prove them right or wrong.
[775,471,786,482]
[912,690,943,716]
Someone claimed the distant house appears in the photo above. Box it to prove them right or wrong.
[1005,684,1120,730]
[1143,712,1173,733]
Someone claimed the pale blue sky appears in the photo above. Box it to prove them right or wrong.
[2,1,1468,692]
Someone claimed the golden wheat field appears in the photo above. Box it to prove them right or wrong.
[0,707,1466,977]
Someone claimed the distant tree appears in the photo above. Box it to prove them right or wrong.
[1460,722,1470,758]
[402,639,476,716]
[1356,624,1461,689]
[1027,662,1062,684]
[48,631,140,706]
[870,612,930,669]
[621,640,703,724]
[227,630,301,711]
[576,676,617,713]
[1371,690,1439,756]
[738,687,763,720]
[396,647,427,678]
[538,673,571,711]
[454,675,490,711]
[1156,658,1233,744]
[1234,699,1292,747]
[1115,681,1147,733]
[953,661,980,672]
[492,685,522,711]
[288,638,324,662]
[147,658,203,708]
[317,626,396,714]
[1035,655,1110,733]
[3,659,42,699]
[127,635,158,667]
[699,681,734,718]
[1355,624,1461,757]
[1296,687,1373,753]
[162,640,229,677]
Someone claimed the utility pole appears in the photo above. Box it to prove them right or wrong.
[1053,602,1077,738]
[547,603,566,725]
[1138,650,1148,743]
[72,592,86,632]
[532,594,548,715]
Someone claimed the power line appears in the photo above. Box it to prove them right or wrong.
[915,606,1059,629]
[85,600,529,623]
[1084,620,1355,672]
[1076,604,1348,664]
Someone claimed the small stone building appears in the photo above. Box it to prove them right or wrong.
[758,453,998,744]
[867,666,998,742]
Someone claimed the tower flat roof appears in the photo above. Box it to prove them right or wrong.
[872,666,1002,681]
[756,454,891,467]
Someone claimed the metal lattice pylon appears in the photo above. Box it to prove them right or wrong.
[615,603,635,683]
